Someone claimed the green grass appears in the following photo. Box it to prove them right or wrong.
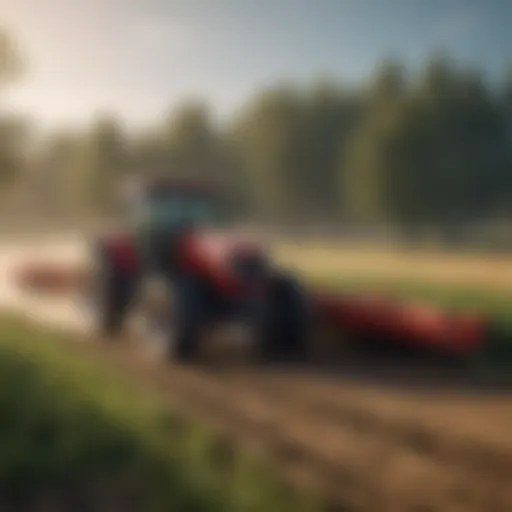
[0,316,324,512]
[305,271,512,326]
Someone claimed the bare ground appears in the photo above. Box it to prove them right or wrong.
[5,236,512,511]
[65,333,512,512]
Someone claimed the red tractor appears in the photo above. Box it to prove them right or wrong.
[88,176,310,362]
[85,175,512,377]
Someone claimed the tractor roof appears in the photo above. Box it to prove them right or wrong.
[144,176,217,197]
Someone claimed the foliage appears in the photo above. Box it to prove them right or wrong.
[0,30,27,191]
[69,54,512,233]
[2,31,512,236]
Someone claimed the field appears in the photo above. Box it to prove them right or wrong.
[3,314,512,512]
[3,235,512,511]
[273,241,512,323]
[0,316,320,512]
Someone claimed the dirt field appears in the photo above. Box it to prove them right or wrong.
[66,335,512,512]
[4,235,512,511]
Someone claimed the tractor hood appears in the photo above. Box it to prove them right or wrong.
[186,229,267,263]
[179,229,271,295]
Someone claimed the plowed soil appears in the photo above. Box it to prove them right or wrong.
[4,237,512,511]
[71,334,512,512]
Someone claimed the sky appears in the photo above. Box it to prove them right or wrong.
[1,0,511,131]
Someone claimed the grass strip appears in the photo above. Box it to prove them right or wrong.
[0,316,324,512]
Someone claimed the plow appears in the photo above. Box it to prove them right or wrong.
[14,176,512,379]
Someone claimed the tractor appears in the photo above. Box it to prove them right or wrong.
[82,176,512,377]
[88,176,311,363]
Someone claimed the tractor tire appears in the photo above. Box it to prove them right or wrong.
[261,272,312,362]
[88,244,135,339]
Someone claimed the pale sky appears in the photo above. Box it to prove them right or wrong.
[1,0,511,131]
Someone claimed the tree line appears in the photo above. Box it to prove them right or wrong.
[1,30,512,238]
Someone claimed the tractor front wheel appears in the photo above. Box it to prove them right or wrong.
[86,245,135,339]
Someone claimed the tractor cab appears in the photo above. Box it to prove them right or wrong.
[123,177,225,274]
[93,175,309,363]
[128,177,222,233]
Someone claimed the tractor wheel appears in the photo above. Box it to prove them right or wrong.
[261,272,311,362]
[127,276,172,358]
[86,244,135,339]
[128,275,206,363]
